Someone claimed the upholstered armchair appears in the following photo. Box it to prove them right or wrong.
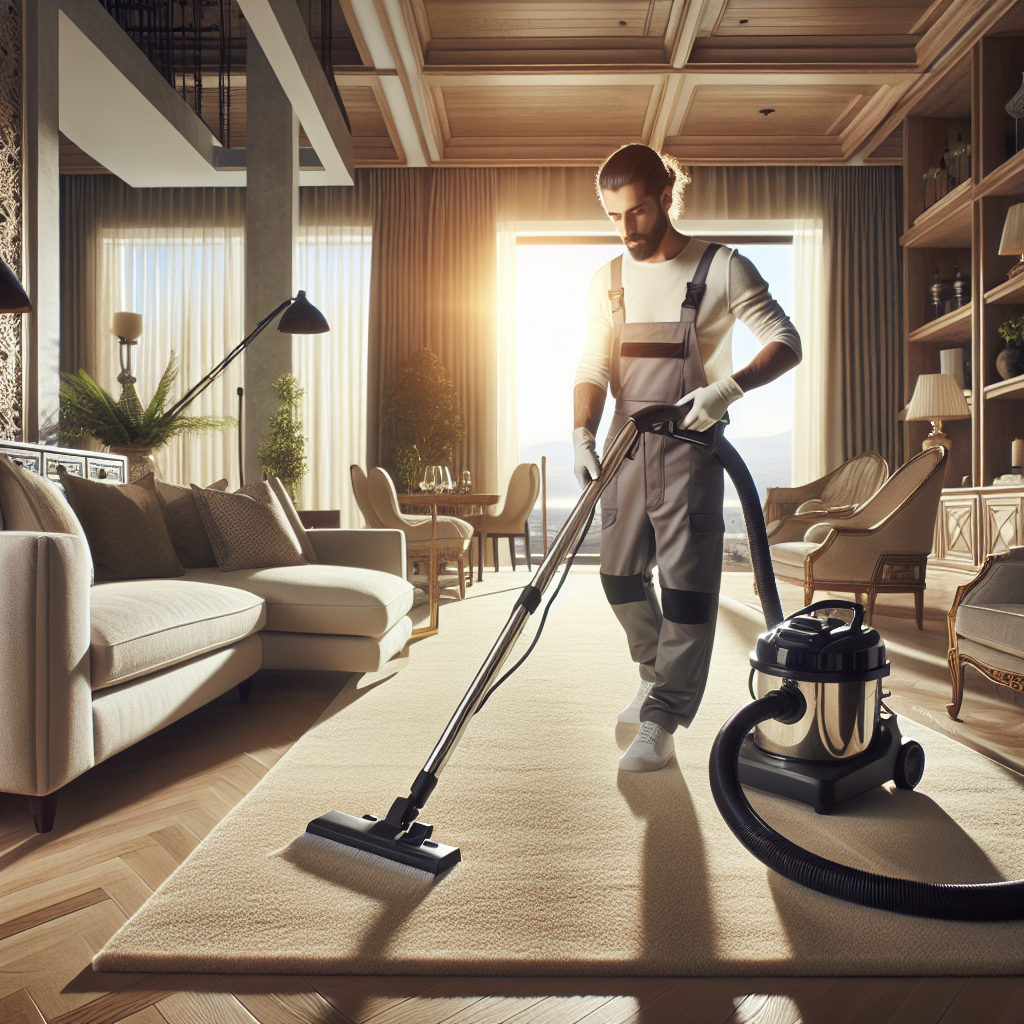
[946,546,1024,721]
[364,467,474,599]
[462,463,540,579]
[769,446,947,628]
[764,451,888,541]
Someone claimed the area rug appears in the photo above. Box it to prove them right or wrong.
[94,573,1024,976]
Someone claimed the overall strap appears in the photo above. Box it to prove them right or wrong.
[680,242,723,318]
[608,255,625,398]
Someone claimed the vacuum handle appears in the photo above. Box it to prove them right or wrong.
[630,401,726,450]
[792,599,865,633]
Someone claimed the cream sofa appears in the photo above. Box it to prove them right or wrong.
[0,525,413,833]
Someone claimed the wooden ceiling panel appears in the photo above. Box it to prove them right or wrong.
[336,84,402,164]
[716,0,930,37]
[678,84,879,139]
[441,84,654,139]
[422,1,662,40]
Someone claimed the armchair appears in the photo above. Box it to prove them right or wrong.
[769,446,947,628]
[946,547,1024,721]
[764,451,888,539]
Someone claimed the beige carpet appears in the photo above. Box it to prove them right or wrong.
[94,572,1024,977]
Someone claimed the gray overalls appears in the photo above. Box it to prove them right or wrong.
[600,241,725,733]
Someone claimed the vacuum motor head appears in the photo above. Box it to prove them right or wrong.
[752,600,890,683]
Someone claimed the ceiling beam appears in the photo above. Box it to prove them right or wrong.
[670,0,713,67]
[235,0,355,184]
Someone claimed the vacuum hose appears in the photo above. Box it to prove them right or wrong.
[707,434,1024,922]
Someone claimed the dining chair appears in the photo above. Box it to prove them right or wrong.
[462,463,540,578]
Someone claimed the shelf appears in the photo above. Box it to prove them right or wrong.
[984,374,1024,400]
[974,149,1024,199]
[907,302,972,344]
[901,179,973,248]
[984,272,1024,305]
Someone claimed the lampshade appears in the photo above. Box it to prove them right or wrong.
[277,291,329,334]
[112,311,143,340]
[0,256,31,313]
[905,373,971,421]
[999,202,1024,256]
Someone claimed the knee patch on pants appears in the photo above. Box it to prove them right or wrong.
[661,588,714,624]
[601,572,647,605]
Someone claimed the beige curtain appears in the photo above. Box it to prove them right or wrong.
[61,177,245,486]
[296,183,373,526]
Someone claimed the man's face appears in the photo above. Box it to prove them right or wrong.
[602,181,670,262]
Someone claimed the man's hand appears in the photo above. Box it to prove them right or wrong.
[573,427,601,488]
[678,377,744,432]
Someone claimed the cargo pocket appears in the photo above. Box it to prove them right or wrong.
[689,510,725,534]
[600,473,617,529]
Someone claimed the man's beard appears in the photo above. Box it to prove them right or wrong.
[624,206,669,262]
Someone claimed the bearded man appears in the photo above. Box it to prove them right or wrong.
[574,144,801,772]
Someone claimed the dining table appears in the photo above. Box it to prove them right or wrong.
[396,491,499,637]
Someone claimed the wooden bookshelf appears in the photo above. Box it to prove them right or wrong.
[907,303,973,344]
[900,21,1024,569]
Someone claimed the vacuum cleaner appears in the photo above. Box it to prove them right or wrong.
[307,401,1024,923]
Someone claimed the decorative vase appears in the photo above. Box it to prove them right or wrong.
[995,344,1024,381]
[105,445,159,482]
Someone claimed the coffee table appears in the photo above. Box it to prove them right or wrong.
[397,492,499,637]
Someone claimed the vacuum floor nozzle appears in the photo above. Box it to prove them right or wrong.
[306,810,461,875]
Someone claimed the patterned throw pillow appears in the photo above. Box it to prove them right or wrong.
[0,455,94,581]
[191,481,307,572]
[266,475,319,563]
[58,469,184,581]
[154,477,229,568]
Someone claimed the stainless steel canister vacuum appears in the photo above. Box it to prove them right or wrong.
[307,401,1024,923]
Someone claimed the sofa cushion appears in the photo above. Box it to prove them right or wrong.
[770,541,817,570]
[154,477,229,568]
[956,603,1024,660]
[90,579,266,690]
[267,475,318,563]
[181,564,414,638]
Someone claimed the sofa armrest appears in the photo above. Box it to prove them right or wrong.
[0,532,94,796]
[308,528,407,579]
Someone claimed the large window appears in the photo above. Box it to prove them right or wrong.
[515,234,795,560]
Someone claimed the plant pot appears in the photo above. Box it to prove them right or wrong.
[105,445,159,482]
[996,345,1024,381]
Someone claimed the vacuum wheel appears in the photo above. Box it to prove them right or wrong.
[893,740,925,790]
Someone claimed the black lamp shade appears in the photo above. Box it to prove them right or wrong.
[278,291,329,334]
[0,257,32,313]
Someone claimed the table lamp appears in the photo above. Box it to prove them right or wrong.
[905,373,971,454]
[112,311,144,417]
[0,256,31,312]
[999,202,1024,279]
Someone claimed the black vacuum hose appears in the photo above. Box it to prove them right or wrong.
[709,692,1024,921]
[708,434,1024,923]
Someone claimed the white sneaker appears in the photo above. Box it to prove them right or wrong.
[619,721,675,772]
[617,681,654,724]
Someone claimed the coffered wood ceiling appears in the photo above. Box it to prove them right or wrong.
[59,0,1022,172]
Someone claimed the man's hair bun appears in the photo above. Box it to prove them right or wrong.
[596,144,691,218]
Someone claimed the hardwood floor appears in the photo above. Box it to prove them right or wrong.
[2,577,1021,1024]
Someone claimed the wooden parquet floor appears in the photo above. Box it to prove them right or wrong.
[2,618,1022,1024]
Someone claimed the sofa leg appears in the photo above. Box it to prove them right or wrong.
[238,679,252,702]
[28,791,59,833]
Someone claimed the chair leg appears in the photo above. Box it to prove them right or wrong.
[803,584,814,607]
[524,523,532,570]
[478,532,486,581]
[914,589,924,630]
[509,536,516,570]
[865,587,877,626]
[492,535,499,573]
[457,554,466,599]
[238,679,252,702]
[466,541,473,587]
[28,790,60,833]
[947,651,964,721]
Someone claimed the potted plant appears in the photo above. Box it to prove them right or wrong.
[996,315,1024,380]
[257,373,308,503]
[381,349,465,492]
[59,354,234,480]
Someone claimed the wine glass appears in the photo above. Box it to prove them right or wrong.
[421,465,436,493]
[440,466,453,493]
[461,470,472,494]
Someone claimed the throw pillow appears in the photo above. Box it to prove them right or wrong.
[191,480,306,572]
[154,477,229,568]
[58,469,185,581]
[267,475,319,563]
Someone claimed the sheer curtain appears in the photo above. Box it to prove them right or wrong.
[297,183,372,526]
[61,177,245,486]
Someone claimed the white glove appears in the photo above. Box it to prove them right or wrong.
[572,427,601,488]
[678,377,744,432]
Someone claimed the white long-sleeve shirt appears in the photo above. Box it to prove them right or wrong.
[575,239,801,391]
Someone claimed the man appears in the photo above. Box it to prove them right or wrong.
[574,143,801,772]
